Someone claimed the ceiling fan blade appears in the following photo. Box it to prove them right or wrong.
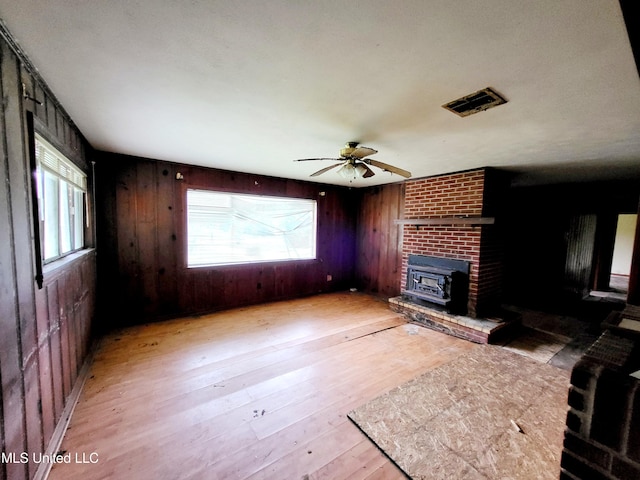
[359,163,376,178]
[350,147,377,158]
[310,162,343,177]
[367,159,412,178]
[294,157,340,162]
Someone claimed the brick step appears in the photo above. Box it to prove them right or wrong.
[389,296,520,344]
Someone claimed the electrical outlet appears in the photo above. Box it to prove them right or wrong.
[326,274,332,281]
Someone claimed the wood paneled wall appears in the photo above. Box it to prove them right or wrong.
[95,153,359,325]
[355,183,405,298]
[503,181,640,308]
[0,28,96,480]
[563,214,598,299]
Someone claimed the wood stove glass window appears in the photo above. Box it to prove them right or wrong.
[415,272,448,298]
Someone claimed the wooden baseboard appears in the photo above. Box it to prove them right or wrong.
[34,343,96,480]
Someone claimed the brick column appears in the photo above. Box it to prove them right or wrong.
[562,312,640,479]
[401,168,505,317]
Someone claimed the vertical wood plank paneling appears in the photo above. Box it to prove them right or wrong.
[136,161,159,317]
[80,257,95,359]
[19,79,45,452]
[155,164,179,316]
[380,184,403,295]
[275,263,295,298]
[115,162,142,322]
[564,214,598,299]
[0,40,31,480]
[45,96,56,133]
[34,288,55,445]
[47,281,64,422]
[57,276,72,400]
[0,26,97,480]
[22,364,43,472]
[379,187,392,292]
[503,181,640,307]
[94,160,119,332]
[256,266,276,304]
[187,270,204,313]
[355,189,374,291]
[355,183,404,298]
[67,274,79,388]
[33,83,46,122]
[97,154,359,324]
[0,40,29,480]
[55,110,64,144]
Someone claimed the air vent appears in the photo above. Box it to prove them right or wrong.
[442,87,507,117]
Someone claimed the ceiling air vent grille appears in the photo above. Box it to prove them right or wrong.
[442,87,507,117]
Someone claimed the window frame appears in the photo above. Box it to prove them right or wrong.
[185,187,318,268]
[33,132,88,265]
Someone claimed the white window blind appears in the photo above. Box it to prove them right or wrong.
[187,189,317,267]
[35,136,86,190]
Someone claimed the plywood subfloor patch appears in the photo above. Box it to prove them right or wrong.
[501,327,571,364]
[348,345,569,480]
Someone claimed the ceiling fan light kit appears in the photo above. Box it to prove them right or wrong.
[338,163,356,179]
[294,142,412,181]
[354,163,369,178]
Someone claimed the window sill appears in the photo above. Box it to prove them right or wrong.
[187,257,318,269]
[42,248,95,283]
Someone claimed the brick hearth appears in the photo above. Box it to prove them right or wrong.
[389,296,520,344]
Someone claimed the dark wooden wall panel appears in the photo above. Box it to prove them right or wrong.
[57,278,72,401]
[504,181,640,309]
[564,214,598,299]
[155,163,179,315]
[0,26,97,480]
[355,183,405,298]
[46,282,64,422]
[34,290,55,446]
[0,40,30,480]
[136,161,160,317]
[96,154,357,325]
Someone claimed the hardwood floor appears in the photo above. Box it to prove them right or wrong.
[48,292,473,480]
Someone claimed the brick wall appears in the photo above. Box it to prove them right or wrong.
[402,168,504,317]
[562,327,640,480]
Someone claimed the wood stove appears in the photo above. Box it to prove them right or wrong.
[403,255,470,314]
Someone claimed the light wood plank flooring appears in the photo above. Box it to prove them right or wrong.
[48,292,473,480]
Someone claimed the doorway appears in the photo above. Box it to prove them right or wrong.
[610,214,637,294]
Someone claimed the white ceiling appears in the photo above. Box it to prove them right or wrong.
[1,0,639,187]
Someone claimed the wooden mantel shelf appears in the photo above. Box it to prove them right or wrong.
[394,217,495,226]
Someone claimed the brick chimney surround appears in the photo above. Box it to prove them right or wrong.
[389,167,519,343]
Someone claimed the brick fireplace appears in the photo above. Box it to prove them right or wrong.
[400,168,506,318]
[388,167,518,343]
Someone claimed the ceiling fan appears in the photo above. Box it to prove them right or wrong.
[294,142,412,180]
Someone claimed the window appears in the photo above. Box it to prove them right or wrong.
[187,189,317,267]
[34,134,87,262]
